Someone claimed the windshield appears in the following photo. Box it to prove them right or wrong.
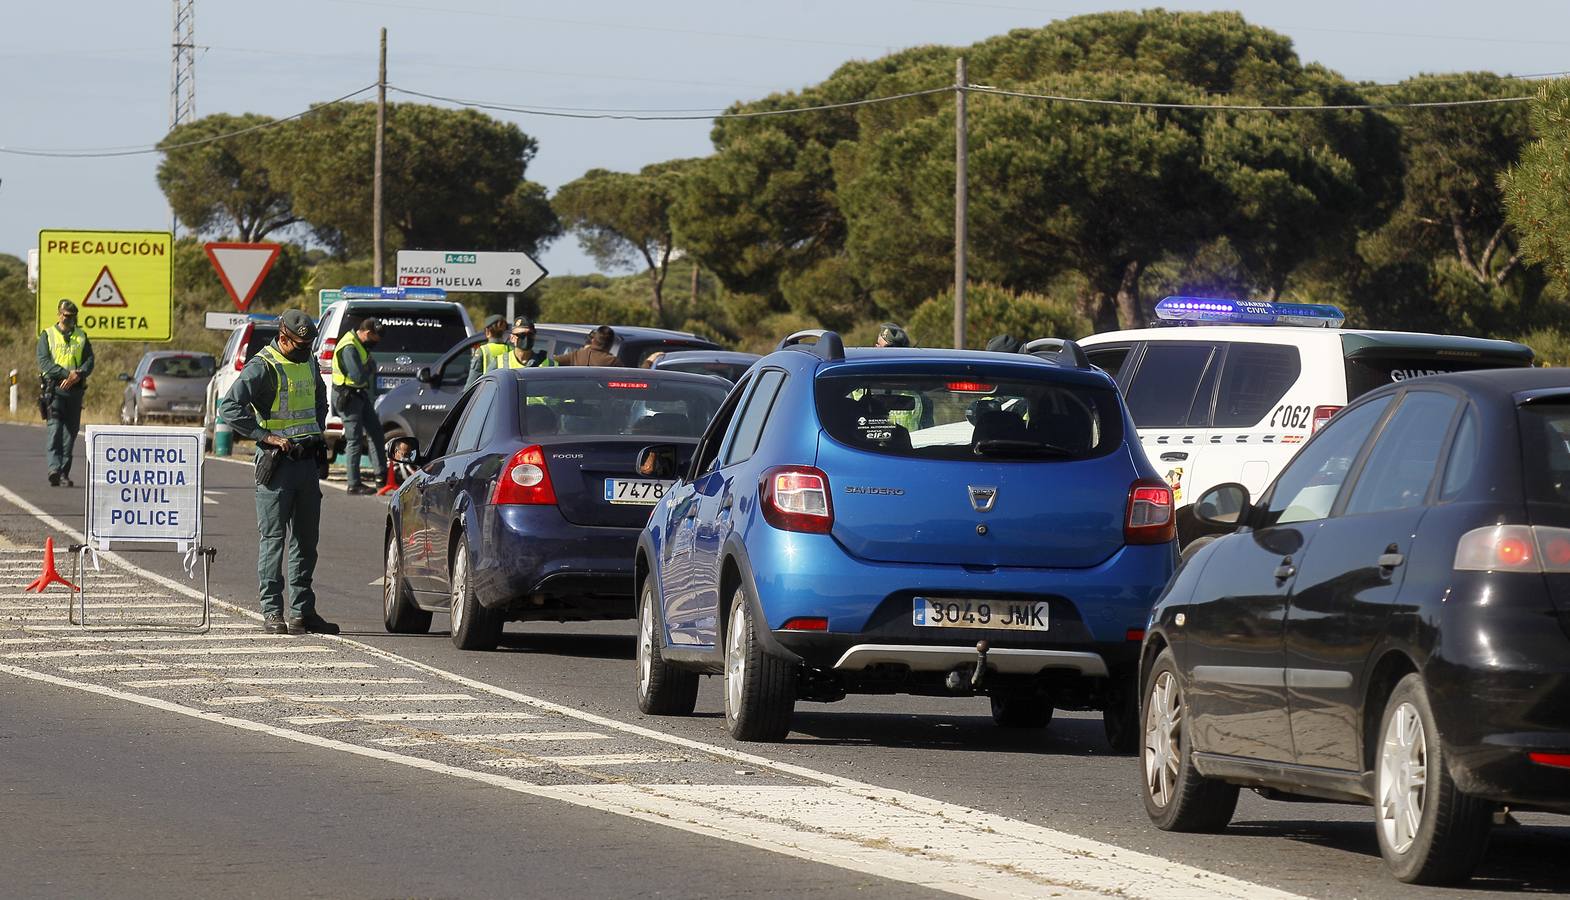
[149,355,215,378]
[340,308,469,356]
[814,373,1122,461]
[520,377,728,439]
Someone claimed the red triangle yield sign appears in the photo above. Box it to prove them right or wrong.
[204,242,281,312]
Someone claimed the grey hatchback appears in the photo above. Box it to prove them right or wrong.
[119,351,216,425]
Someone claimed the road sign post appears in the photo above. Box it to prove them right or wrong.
[75,424,213,631]
[37,230,173,341]
[395,250,547,294]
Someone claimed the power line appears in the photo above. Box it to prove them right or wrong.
[386,84,954,121]
[0,83,377,158]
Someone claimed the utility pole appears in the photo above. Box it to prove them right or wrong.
[953,56,968,350]
[373,27,387,287]
[170,0,197,237]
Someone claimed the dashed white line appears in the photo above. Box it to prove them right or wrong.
[202,696,272,706]
[371,736,435,747]
[128,646,336,657]
[282,711,540,725]
[543,753,686,766]
[274,693,475,703]
[447,732,606,743]
[121,677,423,688]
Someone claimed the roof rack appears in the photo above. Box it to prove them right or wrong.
[777,329,846,361]
[1021,338,1092,369]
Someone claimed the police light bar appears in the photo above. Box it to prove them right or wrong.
[1154,297,1344,328]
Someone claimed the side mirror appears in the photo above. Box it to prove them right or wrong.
[1195,482,1251,530]
[416,366,435,385]
[636,444,679,480]
[118,373,132,382]
[386,436,421,467]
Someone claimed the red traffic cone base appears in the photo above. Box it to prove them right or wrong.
[376,462,401,496]
[25,536,79,593]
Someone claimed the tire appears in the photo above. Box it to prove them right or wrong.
[636,580,699,715]
[1142,650,1239,831]
[1374,674,1494,884]
[448,540,501,651]
[723,585,795,741]
[990,693,1053,728]
[383,530,431,634]
[1103,673,1141,753]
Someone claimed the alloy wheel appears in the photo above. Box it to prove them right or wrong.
[638,590,655,697]
[383,540,398,618]
[1144,670,1182,808]
[1378,700,1429,855]
[450,545,468,634]
[725,600,747,720]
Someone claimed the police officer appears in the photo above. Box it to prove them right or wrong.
[467,314,511,386]
[874,322,912,348]
[219,310,338,636]
[37,299,95,486]
[333,317,387,495]
[501,316,556,369]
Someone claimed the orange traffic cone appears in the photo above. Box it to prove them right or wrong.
[376,462,401,496]
[25,536,78,593]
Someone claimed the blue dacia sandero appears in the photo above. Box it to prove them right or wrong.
[632,331,1177,746]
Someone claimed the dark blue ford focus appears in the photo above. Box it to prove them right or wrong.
[382,368,729,650]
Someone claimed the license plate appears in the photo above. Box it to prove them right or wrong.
[376,376,410,391]
[604,478,672,505]
[170,403,201,412]
[912,597,1048,631]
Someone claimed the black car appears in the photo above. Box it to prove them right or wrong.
[650,349,760,383]
[376,324,721,452]
[1139,367,1570,884]
[382,367,729,650]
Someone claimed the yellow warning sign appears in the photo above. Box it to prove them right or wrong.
[37,230,172,341]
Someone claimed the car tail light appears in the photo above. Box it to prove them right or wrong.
[1529,752,1570,769]
[1311,405,1342,433]
[1125,480,1175,545]
[781,616,828,631]
[492,445,557,506]
[318,337,338,374]
[761,466,833,534]
[607,380,649,389]
[236,323,254,371]
[1454,524,1570,572]
[139,376,157,396]
[1125,628,1146,642]
[946,381,995,393]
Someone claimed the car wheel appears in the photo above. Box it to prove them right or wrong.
[1142,649,1239,831]
[1374,674,1494,884]
[636,580,699,716]
[448,540,500,651]
[990,693,1053,728]
[1103,673,1141,753]
[383,530,431,635]
[723,585,795,742]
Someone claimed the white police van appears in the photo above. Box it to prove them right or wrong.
[1078,297,1534,545]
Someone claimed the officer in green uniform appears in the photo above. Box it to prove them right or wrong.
[501,316,556,369]
[36,299,95,487]
[219,310,338,636]
[332,317,387,495]
[467,313,511,387]
[870,322,925,431]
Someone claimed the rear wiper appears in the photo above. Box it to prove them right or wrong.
[973,439,1076,458]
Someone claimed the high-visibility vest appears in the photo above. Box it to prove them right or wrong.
[331,332,370,387]
[479,340,512,373]
[45,326,87,369]
[257,345,322,439]
[500,349,556,369]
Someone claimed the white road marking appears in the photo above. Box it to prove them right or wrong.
[123,646,336,657]
[479,758,545,769]
[202,696,272,706]
[2,648,112,658]
[160,660,377,671]
[13,633,290,642]
[273,693,475,703]
[543,753,686,766]
[0,662,1302,900]
[448,732,607,743]
[283,711,540,725]
[65,663,171,673]
[371,737,435,747]
[121,677,422,688]
[0,482,1301,900]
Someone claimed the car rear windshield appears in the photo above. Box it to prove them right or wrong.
[243,327,277,362]
[1345,354,1527,400]
[1520,403,1570,504]
[149,355,215,378]
[520,377,728,439]
[815,374,1122,461]
[658,360,753,382]
[340,308,468,356]
[621,339,719,367]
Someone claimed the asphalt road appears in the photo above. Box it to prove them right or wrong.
[2,421,1567,898]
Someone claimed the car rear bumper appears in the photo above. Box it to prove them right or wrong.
[471,504,641,618]
[828,643,1108,677]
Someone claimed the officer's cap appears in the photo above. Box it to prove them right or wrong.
[279,309,317,341]
[511,316,535,334]
[877,322,911,348]
[484,313,507,330]
[986,334,1022,354]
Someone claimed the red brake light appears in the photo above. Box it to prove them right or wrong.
[761,466,833,534]
[1455,525,1541,571]
[318,336,338,373]
[607,381,649,390]
[236,323,254,370]
[139,376,157,393]
[1125,628,1146,642]
[781,616,828,632]
[1311,405,1342,433]
[1529,752,1570,769]
[1547,538,1570,568]
[491,445,557,506]
[946,381,995,393]
[1125,480,1175,545]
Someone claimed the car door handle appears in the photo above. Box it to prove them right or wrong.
[1378,547,1405,570]
[1274,556,1296,582]
[1160,452,1189,462]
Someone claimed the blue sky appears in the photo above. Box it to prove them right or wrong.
[3,0,1569,279]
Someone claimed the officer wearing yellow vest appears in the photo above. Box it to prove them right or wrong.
[467,313,511,387]
[219,310,337,636]
[871,322,926,432]
[502,316,556,369]
[332,317,387,495]
[36,299,95,486]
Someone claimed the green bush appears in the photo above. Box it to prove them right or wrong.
[907,283,1093,348]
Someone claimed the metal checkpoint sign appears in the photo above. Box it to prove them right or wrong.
[396,249,547,293]
[85,425,204,551]
[37,229,173,341]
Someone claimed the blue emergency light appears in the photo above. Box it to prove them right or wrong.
[1154,296,1344,328]
[340,285,449,301]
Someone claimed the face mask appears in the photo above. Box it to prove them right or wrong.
[521,333,535,350]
